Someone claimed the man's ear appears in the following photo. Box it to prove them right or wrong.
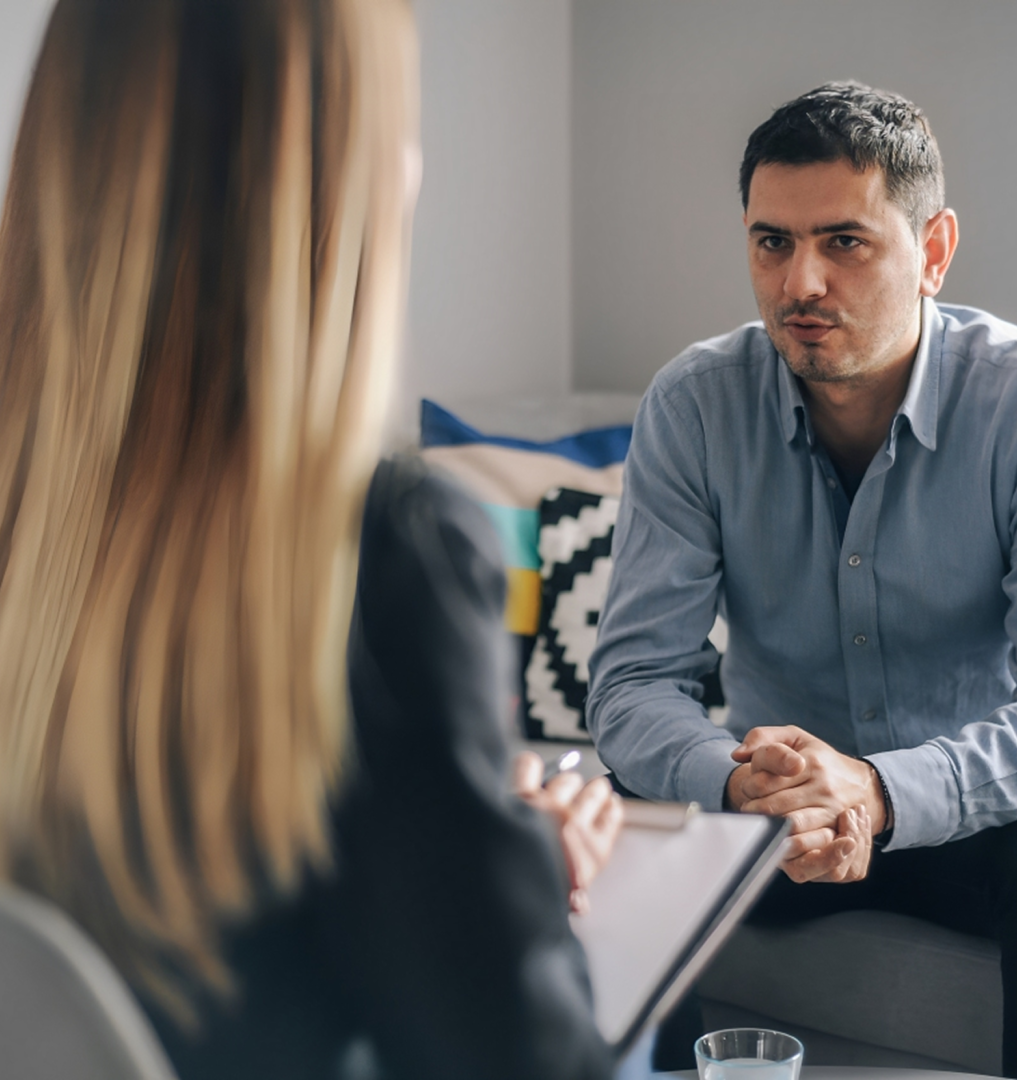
[919,208,959,297]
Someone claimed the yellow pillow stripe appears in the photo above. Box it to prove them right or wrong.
[504,567,543,636]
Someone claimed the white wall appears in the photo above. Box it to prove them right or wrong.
[402,0,573,424]
[572,0,1017,392]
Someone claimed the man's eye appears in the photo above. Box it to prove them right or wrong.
[831,235,862,249]
[759,236,787,251]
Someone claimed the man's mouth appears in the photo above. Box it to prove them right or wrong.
[783,318,836,344]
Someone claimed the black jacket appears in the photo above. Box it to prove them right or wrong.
[151,456,612,1080]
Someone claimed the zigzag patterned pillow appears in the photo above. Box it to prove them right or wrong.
[524,488,620,741]
[523,487,730,741]
[419,399,630,637]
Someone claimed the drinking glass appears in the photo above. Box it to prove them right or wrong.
[694,1028,804,1080]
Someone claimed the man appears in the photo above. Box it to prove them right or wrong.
[586,80,1017,1073]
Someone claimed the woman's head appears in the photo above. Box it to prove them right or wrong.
[0,0,416,1014]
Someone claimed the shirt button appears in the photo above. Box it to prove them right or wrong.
[848,554,862,567]
[826,477,837,489]
[853,633,867,646]
[862,709,877,721]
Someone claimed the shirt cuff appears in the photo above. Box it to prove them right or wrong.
[865,742,961,851]
[677,735,741,811]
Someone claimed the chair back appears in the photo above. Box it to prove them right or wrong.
[0,883,178,1079]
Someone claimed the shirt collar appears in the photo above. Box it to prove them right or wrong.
[894,296,940,452]
[777,348,813,445]
[776,296,942,452]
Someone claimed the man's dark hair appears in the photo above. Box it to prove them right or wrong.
[739,81,945,235]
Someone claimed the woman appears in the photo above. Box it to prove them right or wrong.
[0,0,620,1077]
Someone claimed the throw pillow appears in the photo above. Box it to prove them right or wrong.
[523,486,729,741]
[524,487,620,741]
[419,399,631,637]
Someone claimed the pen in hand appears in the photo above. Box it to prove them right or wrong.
[543,749,582,783]
[513,747,622,916]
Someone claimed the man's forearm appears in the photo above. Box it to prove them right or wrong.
[586,678,739,807]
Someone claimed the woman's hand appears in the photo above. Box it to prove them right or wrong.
[513,750,624,914]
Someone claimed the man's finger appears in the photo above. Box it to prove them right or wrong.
[811,812,858,884]
[832,805,873,883]
[782,836,855,883]
[731,726,806,761]
[781,826,837,861]
[740,761,808,802]
[749,742,807,777]
[782,805,840,835]
[741,785,837,819]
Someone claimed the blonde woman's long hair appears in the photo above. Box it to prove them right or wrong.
[0,0,416,1017]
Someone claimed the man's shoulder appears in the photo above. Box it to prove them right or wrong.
[652,320,775,400]
[937,303,1017,367]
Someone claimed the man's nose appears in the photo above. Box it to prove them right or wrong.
[783,247,827,301]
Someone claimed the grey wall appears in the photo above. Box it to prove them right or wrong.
[6,3,1016,407]
[0,1,574,432]
[403,0,573,423]
[0,0,52,199]
[572,0,1017,392]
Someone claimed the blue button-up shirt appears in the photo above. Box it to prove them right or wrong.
[586,299,1017,851]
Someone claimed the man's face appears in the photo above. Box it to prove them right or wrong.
[744,159,924,385]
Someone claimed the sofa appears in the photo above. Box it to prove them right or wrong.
[421,392,1005,1075]
[700,914,1001,1073]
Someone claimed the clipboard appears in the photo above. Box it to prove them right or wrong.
[568,805,788,1059]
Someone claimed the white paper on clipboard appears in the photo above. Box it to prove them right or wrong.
[569,807,788,1056]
